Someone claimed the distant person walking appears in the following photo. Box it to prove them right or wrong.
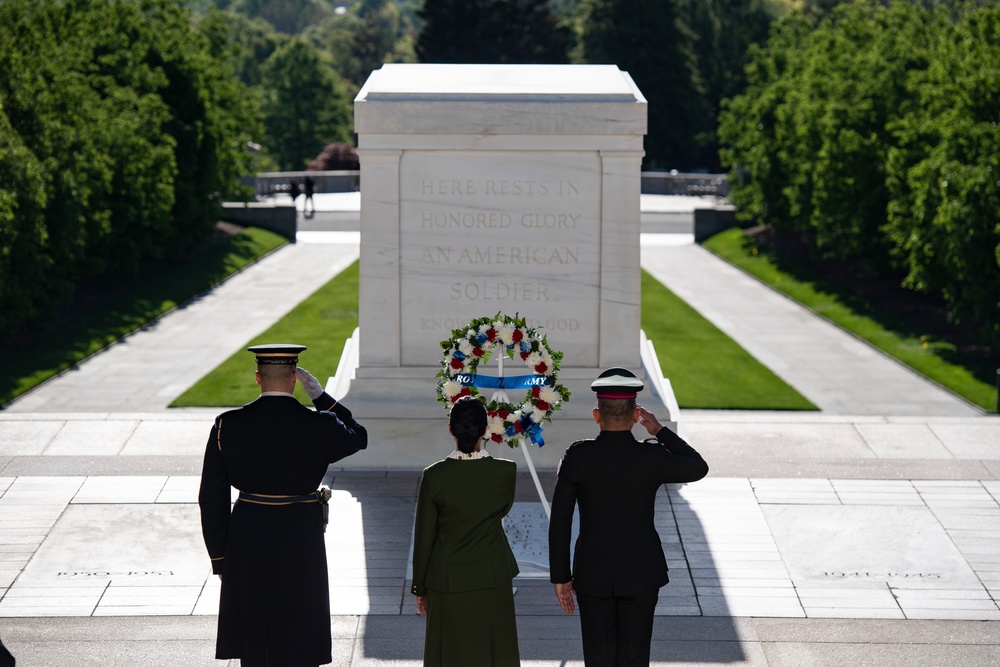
[199,344,368,667]
[411,396,521,667]
[289,179,301,203]
[304,176,315,214]
[549,368,709,667]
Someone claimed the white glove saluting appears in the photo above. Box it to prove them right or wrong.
[295,367,325,400]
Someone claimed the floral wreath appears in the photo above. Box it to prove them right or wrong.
[436,313,571,448]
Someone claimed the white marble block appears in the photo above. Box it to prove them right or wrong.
[348,64,659,468]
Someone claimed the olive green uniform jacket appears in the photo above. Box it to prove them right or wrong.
[411,456,520,667]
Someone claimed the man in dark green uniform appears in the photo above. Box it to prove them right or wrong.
[549,367,709,667]
[199,344,368,667]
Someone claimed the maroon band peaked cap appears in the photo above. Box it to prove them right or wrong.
[591,367,644,399]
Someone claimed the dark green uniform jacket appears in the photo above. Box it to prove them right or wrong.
[198,392,366,665]
[412,456,520,667]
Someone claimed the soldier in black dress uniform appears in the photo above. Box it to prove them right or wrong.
[548,368,709,667]
[199,344,368,667]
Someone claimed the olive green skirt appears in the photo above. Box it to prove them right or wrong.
[423,582,519,667]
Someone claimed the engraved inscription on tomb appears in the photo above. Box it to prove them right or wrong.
[398,151,602,366]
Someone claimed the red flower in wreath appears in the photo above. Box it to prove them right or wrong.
[534,362,548,374]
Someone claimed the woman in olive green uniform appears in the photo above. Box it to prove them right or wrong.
[411,396,520,667]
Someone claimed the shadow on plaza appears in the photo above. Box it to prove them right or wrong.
[326,469,744,663]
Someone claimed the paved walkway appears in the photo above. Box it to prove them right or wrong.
[5,235,360,413]
[1,194,999,666]
[641,239,980,416]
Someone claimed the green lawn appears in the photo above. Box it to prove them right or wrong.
[703,227,996,412]
[0,226,288,406]
[170,261,360,407]
[641,270,817,410]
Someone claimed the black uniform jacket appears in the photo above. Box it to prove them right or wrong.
[548,427,708,597]
[198,392,366,663]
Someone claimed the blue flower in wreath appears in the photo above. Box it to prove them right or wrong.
[474,331,489,346]
[452,350,467,361]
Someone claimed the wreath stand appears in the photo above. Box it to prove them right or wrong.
[489,353,552,579]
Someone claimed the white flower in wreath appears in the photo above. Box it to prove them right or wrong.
[486,417,506,441]
[458,339,475,357]
[539,385,561,406]
[497,323,516,346]
[442,380,464,400]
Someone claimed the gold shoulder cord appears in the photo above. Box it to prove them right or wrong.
[216,417,223,451]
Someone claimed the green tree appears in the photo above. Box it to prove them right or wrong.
[720,2,935,265]
[352,1,416,84]
[308,0,417,89]
[793,2,934,266]
[260,37,353,170]
[685,0,776,170]
[417,0,571,64]
[0,0,260,337]
[718,12,814,227]
[720,1,999,345]
[885,4,1000,343]
[202,9,285,88]
[576,0,708,169]
[229,0,334,34]
[0,110,49,334]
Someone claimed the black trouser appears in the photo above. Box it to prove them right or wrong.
[576,590,659,667]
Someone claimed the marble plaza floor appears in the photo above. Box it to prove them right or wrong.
[1,466,999,621]
[1,419,1000,666]
[1,197,999,665]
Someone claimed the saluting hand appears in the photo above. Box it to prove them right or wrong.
[295,367,324,400]
[637,406,664,436]
[554,581,576,615]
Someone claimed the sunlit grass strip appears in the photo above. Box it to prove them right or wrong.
[703,227,995,412]
[0,226,288,407]
[171,261,360,407]
[640,269,817,410]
